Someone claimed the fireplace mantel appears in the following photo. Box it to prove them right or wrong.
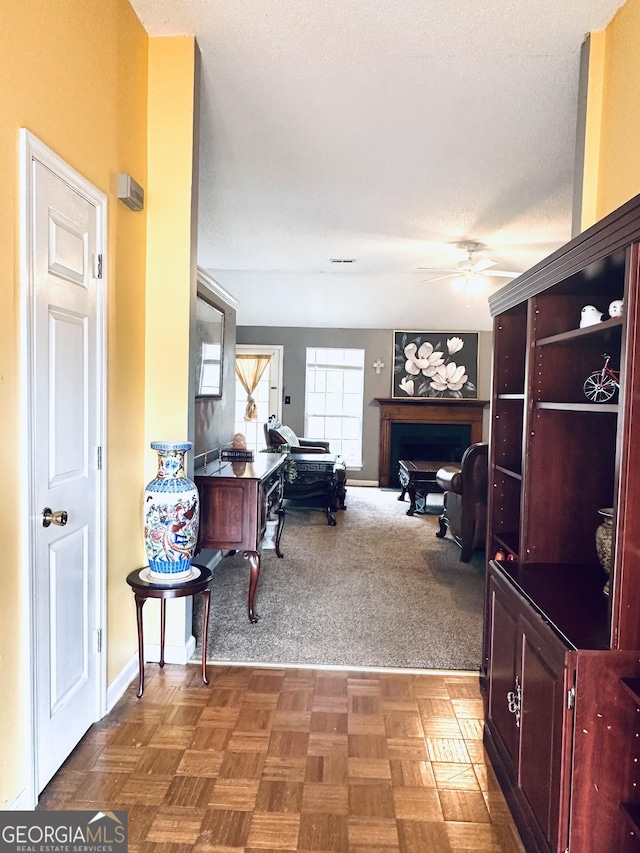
[375,398,488,487]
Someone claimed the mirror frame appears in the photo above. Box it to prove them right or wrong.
[195,289,225,399]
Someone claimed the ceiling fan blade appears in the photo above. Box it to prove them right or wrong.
[487,270,520,278]
[420,273,459,283]
[417,267,459,273]
[471,258,496,272]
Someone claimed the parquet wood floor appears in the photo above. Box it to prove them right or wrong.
[37,663,525,853]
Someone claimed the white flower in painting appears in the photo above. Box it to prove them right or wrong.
[447,337,464,355]
[404,342,445,376]
[399,376,415,396]
[430,362,468,392]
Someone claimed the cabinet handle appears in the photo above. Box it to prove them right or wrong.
[506,675,522,727]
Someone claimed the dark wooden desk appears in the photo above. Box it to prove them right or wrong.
[126,564,212,698]
[286,453,345,525]
[398,459,449,516]
[195,454,285,623]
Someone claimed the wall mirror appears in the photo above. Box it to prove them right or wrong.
[195,293,224,398]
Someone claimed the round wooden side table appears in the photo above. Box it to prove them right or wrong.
[126,564,212,698]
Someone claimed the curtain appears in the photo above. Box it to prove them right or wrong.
[235,354,270,421]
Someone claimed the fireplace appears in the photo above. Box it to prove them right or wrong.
[375,398,488,487]
[388,422,471,489]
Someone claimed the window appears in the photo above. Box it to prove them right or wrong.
[305,347,365,466]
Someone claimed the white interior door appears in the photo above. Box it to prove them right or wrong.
[24,136,106,794]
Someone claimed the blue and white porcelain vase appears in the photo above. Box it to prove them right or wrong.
[144,441,199,580]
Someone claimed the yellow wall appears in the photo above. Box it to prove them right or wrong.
[582,0,640,224]
[0,2,197,808]
[145,38,198,472]
[580,31,606,231]
[132,35,199,661]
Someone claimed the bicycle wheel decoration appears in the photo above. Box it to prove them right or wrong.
[583,354,620,403]
[583,373,617,401]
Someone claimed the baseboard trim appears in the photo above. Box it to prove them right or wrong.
[104,638,198,713]
[145,634,197,665]
[106,653,138,712]
[7,787,33,810]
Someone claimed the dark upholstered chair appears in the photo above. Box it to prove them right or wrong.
[264,415,331,454]
[263,415,347,520]
[435,443,488,562]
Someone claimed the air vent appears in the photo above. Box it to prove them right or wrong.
[329,258,356,264]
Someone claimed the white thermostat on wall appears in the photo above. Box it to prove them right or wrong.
[117,172,144,211]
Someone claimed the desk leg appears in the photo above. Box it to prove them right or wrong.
[200,589,210,685]
[134,594,146,698]
[159,598,166,668]
[243,550,260,623]
[398,485,406,502]
[326,482,337,526]
[275,506,285,559]
[407,483,417,516]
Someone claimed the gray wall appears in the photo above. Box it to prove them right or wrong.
[237,326,493,483]
[572,34,590,238]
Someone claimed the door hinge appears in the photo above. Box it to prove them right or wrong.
[93,253,103,279]
[97,446,102,470]
[567,686,576,710]
[96,629,102,653]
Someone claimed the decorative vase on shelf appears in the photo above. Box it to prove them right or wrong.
[595,507,614,596]
[144,441,200,581]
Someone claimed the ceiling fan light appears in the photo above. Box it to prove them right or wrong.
[466,273,485,294]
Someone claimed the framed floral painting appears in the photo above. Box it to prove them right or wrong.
[392,331,479,399]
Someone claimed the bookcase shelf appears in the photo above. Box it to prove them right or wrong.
[535,401,619,413]
[536,316,623,347]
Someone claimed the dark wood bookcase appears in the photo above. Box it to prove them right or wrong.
[484,194,640,853]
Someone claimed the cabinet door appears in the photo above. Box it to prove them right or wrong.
[487,574,519,770]
[196,477,259,551]
[517,614,569,853]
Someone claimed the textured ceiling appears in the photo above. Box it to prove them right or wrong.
[130,0,624,328]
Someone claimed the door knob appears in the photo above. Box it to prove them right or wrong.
[42,507,68,528]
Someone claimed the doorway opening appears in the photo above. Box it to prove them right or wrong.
[234,345,283,454]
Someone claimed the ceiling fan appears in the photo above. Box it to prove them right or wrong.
[418,242,520,292]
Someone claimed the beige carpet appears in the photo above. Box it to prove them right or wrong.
[193,486,485,670]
